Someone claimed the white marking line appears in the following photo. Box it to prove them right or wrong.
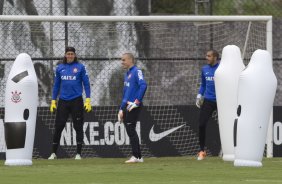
[245,180,281,183]
[190,181,225,183]
[189,180,282,183]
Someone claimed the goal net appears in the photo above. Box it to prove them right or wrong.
[0,16,272,158]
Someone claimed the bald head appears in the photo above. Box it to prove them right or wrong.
[123,53,135,62]
[121,53,135,69]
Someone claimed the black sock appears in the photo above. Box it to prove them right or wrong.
[77,143,82,155]
[52,143,58,154]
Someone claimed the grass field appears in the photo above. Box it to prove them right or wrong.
[0,157,282,184]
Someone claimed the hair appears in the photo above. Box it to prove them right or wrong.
[208,49,220,60]
[65,46,76,53]
[63,46,78,64]
[123,52,135,63]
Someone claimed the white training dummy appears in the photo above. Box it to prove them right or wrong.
[4,53,38,166]
[214,45,245,161]
[234,49,277,167]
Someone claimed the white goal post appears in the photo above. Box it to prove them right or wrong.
[0,15,273,157]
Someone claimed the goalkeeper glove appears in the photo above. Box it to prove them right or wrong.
[127,100,140,112]
[50,100,57,113]
[196,94,204,108]
[84,98,92,112]
[118,110,123,123]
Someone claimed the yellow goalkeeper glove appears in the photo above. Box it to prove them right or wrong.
[50,100,57,113]
[84,98,92,112]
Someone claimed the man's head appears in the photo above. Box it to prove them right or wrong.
[64,47,77,64]
[121,53,135,69]
[206,50,219,66]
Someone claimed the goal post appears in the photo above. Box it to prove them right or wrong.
[0,15,273,158]
[0,15,273,22]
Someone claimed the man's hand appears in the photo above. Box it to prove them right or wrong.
[196,94,204,108]
[50,100,57,113]
[127,101,139,112]
[118,110,123,123]
[84,98,92,112]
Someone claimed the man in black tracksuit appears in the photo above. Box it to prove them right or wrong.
[196,50,219,160]
[118,52,147,163]
[48,47,92,160]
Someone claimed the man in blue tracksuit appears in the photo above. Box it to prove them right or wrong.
[118,52,147,163]
[48,47,92,160]
[196,50,219,160]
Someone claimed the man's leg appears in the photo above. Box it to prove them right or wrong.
[50,99,69,158]
[71,97,84,156]
[124,107,142,159]
[198,100,217,152]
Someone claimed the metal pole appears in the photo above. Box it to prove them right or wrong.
[209,0,213,15]
[209,0,213,49]
[148,0,151,14]
[266,19,273,158]
[49,0,54,79]
[64,0,68,47]
[242,22,252,60]
[49,0,54,58]
[195,0,198,15]
[0,15,273,22]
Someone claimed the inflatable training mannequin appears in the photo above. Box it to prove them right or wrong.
[215,45,245,161]
[234,50,277,167]
[4,53,38,166]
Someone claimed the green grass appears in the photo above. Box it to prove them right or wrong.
[0,157,282,184]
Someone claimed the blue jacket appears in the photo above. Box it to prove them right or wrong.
[198,62,219,102]
[120,65,147,110]
[52,61,90,101]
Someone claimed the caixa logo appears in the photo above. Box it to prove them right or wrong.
[274,121,282,145]
[60,121,141,146]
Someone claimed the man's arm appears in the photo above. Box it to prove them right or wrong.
[198,68,206,96]
[127,69,147,112]
[119,74,127,110]
[82,64,92,112]
[118,74,127,122]
[50,67,61,112]
[81,65,91,98]
[52,67,61,100]
[196,68,206,108]
[135,69,147,103]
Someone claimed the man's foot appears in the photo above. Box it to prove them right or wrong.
[138,157,144,163]
[75,154,82,160]
[48,153,57,160]
[197,151,207,160]
[125,156,139,163]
